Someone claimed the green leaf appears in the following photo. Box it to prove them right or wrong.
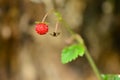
[102,74,120,80]
[61,44,85,64]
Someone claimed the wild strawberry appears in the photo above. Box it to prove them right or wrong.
[35,23,48,35]
[35,11,49,35]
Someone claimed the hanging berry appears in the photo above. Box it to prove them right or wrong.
[35,23,48,35]
[35,11,49,35]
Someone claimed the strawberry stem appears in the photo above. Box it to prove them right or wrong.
[41,9,54,23]
[54,20,59,32]
[41,12,49,23]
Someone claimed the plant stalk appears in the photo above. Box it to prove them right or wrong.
[61,19,102,80]
[85,49,102,80]
[41,12,49,23]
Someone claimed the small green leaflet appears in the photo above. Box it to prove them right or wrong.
[102,74,120,80]
[61,44,85,64]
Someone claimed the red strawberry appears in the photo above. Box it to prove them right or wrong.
[35,23,48,35]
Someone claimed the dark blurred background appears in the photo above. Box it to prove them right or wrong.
[0,0,120,80]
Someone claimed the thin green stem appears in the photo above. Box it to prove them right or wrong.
[74,34,102,80]
[85,49,102,80]
[61,20,75,35]
[54,10,102,79]
[61,18,102,80]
